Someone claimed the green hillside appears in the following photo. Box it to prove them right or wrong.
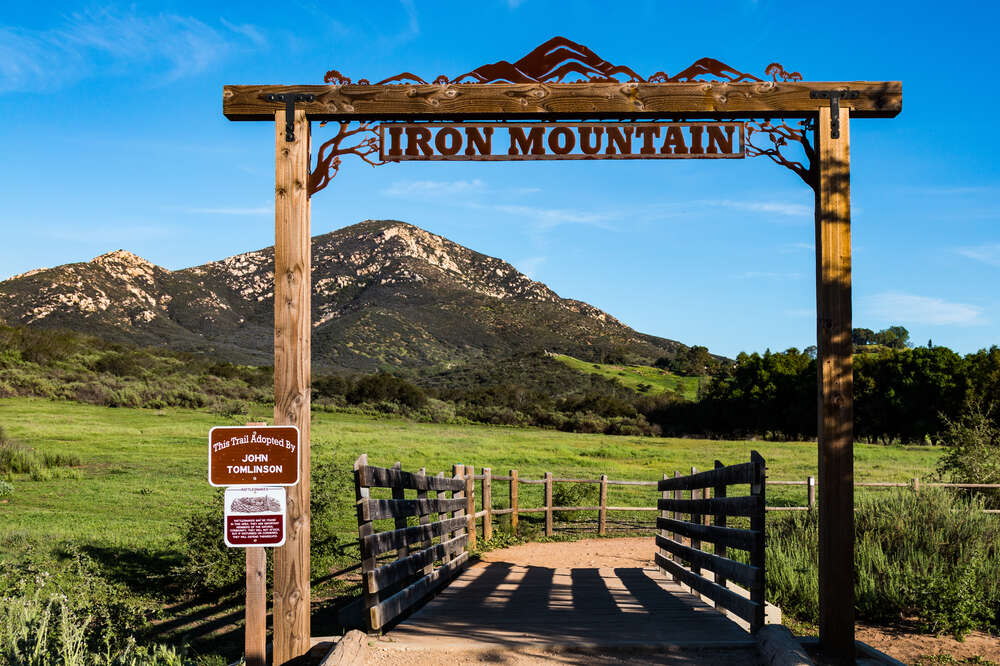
[552,353,704,400]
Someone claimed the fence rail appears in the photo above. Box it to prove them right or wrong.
[348,454,999,632]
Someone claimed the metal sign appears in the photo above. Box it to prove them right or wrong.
[224,486,286,548]
[208,425,299,487]
[379,122,745,162]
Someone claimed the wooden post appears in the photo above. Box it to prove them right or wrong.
[418,468,432,576]
[544,472,553,537]
[598,474,608,536]
[438,471,451,564]
[482,468,492,542]
[808,476,816,510]
[246,547,266,666]
[659,473,668,559]
[750,451,766,634]
[713,460,728,598]
[509,469,519,534]
[452,464,465,546]
[244,421,267,666]
[465,467,476,550]
[273,108,311,664]
[391,462,408,561]
[353,455,377,632]
[912,477,920,494]
[689,466,700,577]
[815,102,855,661]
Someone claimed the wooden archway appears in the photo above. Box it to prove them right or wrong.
[223,37,901,664]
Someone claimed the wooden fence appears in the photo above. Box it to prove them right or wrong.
[354,455,471,631]
[351,453,999,631]
[654,452,767,633]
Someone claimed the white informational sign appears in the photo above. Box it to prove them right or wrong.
[223,486,286,548]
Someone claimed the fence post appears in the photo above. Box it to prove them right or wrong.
[483,467,493,542]
[714,460,727,608]
[660,472,669,560]
[911,477,920,494]
[808,476,816,510]
[544,471,553,537]
[418,468,433,576]
[452,464,466,550]
[690,466,701,578]
[510,469,519,534]
[750,451,766,633]
[353,454,377,631]
[391,462,408,561]
[599,474,608,536]
[466,466,476,550]
[244,422,267,666]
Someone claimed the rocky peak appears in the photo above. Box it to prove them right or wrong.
[90,250,160,284]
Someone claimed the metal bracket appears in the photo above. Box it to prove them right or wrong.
[810,90,859,140]
[265,93,315,142]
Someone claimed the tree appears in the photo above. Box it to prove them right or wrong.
[875,325,911,350]
[852,328,877,346]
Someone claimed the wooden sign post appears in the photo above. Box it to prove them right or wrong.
[224,36,901,663]
[272,108,312,665]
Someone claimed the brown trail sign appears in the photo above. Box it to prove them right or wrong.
[223,35,901,663]
[208,425,299,487]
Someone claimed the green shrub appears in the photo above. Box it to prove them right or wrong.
[0,480,12,497]
[767,489,1000,637]
[936,401,1000,508]
[552,481,597,522]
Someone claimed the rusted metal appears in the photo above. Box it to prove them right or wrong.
[746,119,816,188]
[324,36,801,86]
[378,122,746,161]
[308,121,384,197]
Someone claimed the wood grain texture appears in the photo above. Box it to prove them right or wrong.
[416,469,433,577]
[815,104,856,660]
[361,465,465,491]
[370,552,470,630]
[598,474,607,536]
[272,109,311,664]
[245,547,266,666]
[224,81,902,121]
[654,553,758,625]
[362,516,468,558]
[317,629,367,666]
[367,534,468,594]
[482,468,492,541]
[657,495,757,517]
[362,497,467,521]
[658,462,754,491]
[544,472,553,537]
[509,469,518,534]
[654,534,761,589]
[465,469,476,550]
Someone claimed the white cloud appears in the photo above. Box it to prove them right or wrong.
[866,291,984,326]
[957,243,1000,267]
[493,204,618,230]
[0,9,263,92]
[383,179,486,197]
[702,199,812,217]
[514,256,545,278]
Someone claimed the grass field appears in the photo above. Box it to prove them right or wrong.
[551,353,704,400]
[0,396,944,550]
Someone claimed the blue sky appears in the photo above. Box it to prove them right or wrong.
[1,1,997,358]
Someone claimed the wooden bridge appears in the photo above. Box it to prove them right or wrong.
[343,454,777,662]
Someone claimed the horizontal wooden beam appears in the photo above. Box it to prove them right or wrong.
[658,462,754,491]
[362,497,467,521]
[362,516,468,558]
[657,516,757,551]
[368,534,467,594]
[223,81,901,122]
[654,534,761,589]
[359,465,464,492]
[654,552,759,625]
[658,495,759,517]
[370,551,469,630]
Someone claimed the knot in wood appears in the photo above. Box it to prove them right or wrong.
[442,88,457,98]
[406,87,417,98]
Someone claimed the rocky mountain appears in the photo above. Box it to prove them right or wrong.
[0,220,686,371]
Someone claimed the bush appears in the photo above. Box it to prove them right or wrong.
[936,401,1000,508]
[0,479,12,497]
[767,489,1000,637]
[552,482,598,522]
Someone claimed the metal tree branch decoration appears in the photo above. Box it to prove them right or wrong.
[308,122,384,197]
[746,120,816,189]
